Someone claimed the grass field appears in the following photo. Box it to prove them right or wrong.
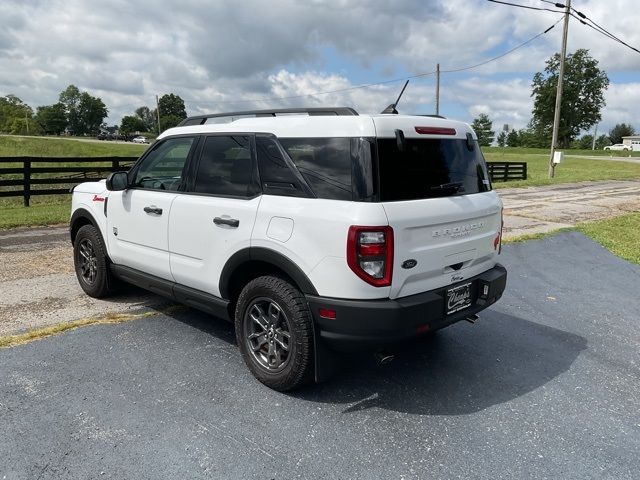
[0,136,144,216]
[577,213,640,265]
[0,135,146,157]
[483,147,640,188]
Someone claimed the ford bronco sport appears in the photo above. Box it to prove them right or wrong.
[70,107,507,391]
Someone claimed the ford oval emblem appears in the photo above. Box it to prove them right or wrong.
[401,259,417,269]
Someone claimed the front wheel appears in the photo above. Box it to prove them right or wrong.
[235,276,314,391]
[73,224,116,298]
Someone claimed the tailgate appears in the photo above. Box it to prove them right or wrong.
[383,192,502,299]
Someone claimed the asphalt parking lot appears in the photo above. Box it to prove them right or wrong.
[1,232,639,479]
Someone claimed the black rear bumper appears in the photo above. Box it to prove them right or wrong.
[306,264,507,351]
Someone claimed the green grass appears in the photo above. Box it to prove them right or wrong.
[0,135,144,212]
[0,201,70,229]
[577,213,640,264]
[483,147,640,188]
[0,135,146,157]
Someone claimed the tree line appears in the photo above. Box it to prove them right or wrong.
[470,49,633,149]
[0,86,188,137]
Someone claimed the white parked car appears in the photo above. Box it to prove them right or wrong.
[603,143,630,151]
[132,136,149,144]
[70,107,507,390]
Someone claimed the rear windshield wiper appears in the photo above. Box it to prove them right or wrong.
[430,182,465,192]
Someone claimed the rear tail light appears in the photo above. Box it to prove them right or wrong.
[494,208,503,253]
[347,226,394,287]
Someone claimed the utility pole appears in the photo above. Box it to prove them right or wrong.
[25,111,29,135]
[592,123,598,150]
[435,63,440,116]
[548,0,571,178]
[155,95,162,134]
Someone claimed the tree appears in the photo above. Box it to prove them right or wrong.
[135,106,157,132]
[120,115,146,134]
[530,49,609,148]
[59,85,82,134]
[0,94,34,134]
[595,134,611,150]
[58,85,108,135]
[35,103,67,135]
[160,114,185,132]
[608,123,635,145]
[496,131,507,147]
[158,93,186,131]
[506,130,520,147]
[77,92,108,134]
[471,113,495,146]
[573,134,594,150]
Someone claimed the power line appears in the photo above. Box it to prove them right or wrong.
[571,8,640,54]
[440,17,562,74]
[486,0,562,13]
[179,20,560,107]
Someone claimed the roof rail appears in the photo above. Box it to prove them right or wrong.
[178,107,359,127]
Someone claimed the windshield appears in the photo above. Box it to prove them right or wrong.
[377,138,491,201]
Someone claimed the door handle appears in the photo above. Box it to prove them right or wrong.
[214,217,240,228]
[143,206,163,215]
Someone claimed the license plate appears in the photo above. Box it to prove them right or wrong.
[446,282,472,315]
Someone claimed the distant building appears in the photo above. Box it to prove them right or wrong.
[622,135,640,148]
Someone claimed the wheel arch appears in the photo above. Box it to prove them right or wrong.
[70,208,107,248]
[220,247,318,305]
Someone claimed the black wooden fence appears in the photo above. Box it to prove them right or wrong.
[0,157,528,206]
[486,161,527,182]
[0,157,137,206]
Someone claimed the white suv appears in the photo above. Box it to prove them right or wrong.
[70,107,507,390]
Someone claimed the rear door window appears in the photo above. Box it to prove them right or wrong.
[377,138,491,201]
[192,135,257,197]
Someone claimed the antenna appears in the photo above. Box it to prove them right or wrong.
[381,80,410,114]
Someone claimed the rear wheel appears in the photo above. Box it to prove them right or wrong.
[73,224,116,298]
[235,276,314,391]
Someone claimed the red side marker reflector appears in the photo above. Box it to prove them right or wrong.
[319,308,337,320]
[417,324,431,334]
[415,126,456,135]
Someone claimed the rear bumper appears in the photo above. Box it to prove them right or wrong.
[306,264,507,351]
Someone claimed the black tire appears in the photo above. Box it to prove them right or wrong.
[73,224,116,298]
[235,276,314,391]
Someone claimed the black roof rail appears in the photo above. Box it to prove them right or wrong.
[416,114,447,119]
[178,107,359,127]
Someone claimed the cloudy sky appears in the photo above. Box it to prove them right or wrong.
[2,0,639,135]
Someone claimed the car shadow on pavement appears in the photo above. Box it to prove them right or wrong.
[152,304,587,417]
[293,310,587,416]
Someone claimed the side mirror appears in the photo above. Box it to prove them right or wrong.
[106,171,129,191]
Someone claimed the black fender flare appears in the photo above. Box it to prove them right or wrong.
[69,208,103,245]
[219,247,318,299]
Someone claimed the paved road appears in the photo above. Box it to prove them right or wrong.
[1,232,638,479]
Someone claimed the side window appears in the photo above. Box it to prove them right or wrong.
[133,136,195,191]
[193,135,256,197]
[256,136,306,197]
[279,137,353,200]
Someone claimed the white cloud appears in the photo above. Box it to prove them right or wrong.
[0,0,638,129]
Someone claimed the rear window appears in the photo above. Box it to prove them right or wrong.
[377,138,491,201]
